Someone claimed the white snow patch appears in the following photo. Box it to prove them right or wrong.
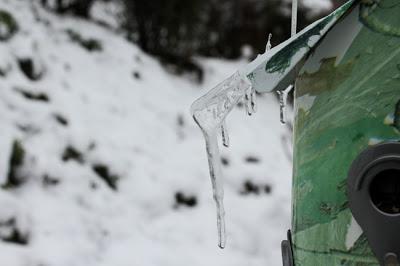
[0,1,292,265]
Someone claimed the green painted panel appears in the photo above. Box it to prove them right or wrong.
[292,0,400,264]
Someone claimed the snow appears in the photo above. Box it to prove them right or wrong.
[302,0,333,12]
[0,1,292,265]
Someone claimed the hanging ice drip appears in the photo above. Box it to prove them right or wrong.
[277,85,294,124]
[191,71,256,248]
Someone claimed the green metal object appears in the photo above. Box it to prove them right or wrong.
[291,0,400,264]
[191,0,400,263]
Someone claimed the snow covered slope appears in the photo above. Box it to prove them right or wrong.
[0,1,292,265]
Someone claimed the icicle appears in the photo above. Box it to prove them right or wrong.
[277,85,293,124]
[266,33,272,52]
[203,129,226,248]
[191,71,252,248]
[245,87,251,116]
[221,121,230,147]
[250,86,257,114]
[245,86,257,116]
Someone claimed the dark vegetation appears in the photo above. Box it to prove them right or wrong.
[92,164,119,190]
[62,145,84,164]
[17,58,44,81]
[15,88,49,102]
[66,29,102,52]
[132,71,141,80]
[42,174,60,187]
[53,113,69,126]
[2,140,26,189]
[0,218,29,245]
[244,155,260,164]
[241,180,272,195]
[37,0,339,82]
[174,191,197,208]
[0,10,18,41]
[221,156,230,166]
[40,0,95,18]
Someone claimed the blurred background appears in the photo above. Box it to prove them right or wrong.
[0,0,345,265]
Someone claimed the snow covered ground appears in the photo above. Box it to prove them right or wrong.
[0,1,294,265]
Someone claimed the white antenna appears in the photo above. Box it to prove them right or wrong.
[277,0,298,125]
[291,0,298,36]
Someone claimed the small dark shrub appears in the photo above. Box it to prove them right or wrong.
[53,113,68,126]
[0,10,18,41]
[177,114,184,127]
[92,164,119,190]
[17,58,44,81]
[0,218,29,245]
[66,29,102,52]
[244,155,260,164]
[240,180,272,195]
[62,146,84,164]
[241,180,260,195]
[133,71,141,79]
[43,174,60,187]
[40,0,94,18]
[174,192,197,208]
[2,140,25,189]
[221,156,229,166]
[16,88,49,102]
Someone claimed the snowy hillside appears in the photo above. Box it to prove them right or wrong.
[0,1,292,265]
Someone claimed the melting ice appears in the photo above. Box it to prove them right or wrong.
[277,85,293,124]
[190,0,355,247]
[266,33,272,52]
[191,71,254,248]
[221,121,230,148]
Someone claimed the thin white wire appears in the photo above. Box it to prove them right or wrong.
[291,0,298,36]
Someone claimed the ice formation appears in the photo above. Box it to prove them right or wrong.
[191,0,355,248]
[277,85,294,124]
[266,33,272,52]
[221,121,230,148]
[191,72,254,248]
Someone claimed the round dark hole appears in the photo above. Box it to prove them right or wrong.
[370,169,400,214]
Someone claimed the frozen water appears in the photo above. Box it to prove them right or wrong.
[244,86,257,116]
[191,71,253,248]
[221,121,230,148]
[277,85,293,124]
[190,0,355,249]
[266,33,272,52]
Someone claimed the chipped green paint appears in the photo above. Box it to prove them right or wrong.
[291,0,400,264]
[296,57,357,97]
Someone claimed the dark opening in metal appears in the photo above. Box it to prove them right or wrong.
[370,169,400,215]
